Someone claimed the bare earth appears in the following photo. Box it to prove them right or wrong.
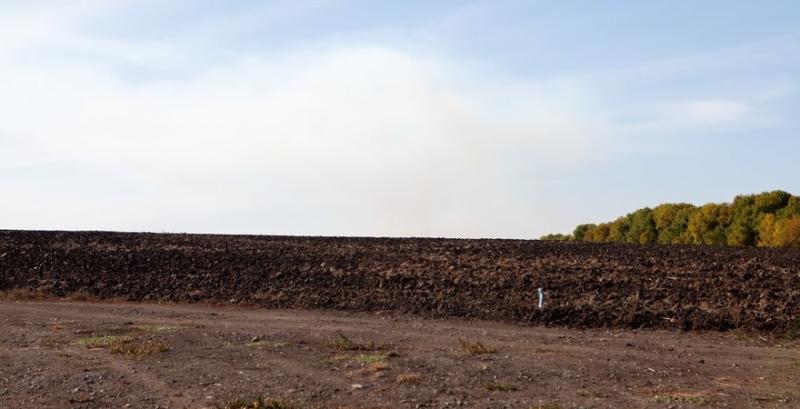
[1,301,798,409]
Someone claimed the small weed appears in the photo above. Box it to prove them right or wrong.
[731,328,751,340]
[247,340,289,348]
[370,361,389,370]
[784,317,800,341]
[331,332,385,351]
[483,381,518,392]
[110,339,170,356]
[353,361,390,376]
[40,336,68,349]
[530,404,563,409]
[396,372,421,384]
[67,292,97,302]
[353,353,389,365]
[73,335,133,348]
[653,393,711,405]
[364,361,389,372]
[220,397,300,409]
[458,337,497,355]
[68,395,94,404]
[135,324,189,332]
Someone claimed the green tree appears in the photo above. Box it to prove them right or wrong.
[590,223,610,242]
[540,233,572,241]
[686,203,730,245]
[549,190,800,248]
[573,224,595,241]
[653,203,694,244]
[754,190,791,213]
[627,208,657,244]
[777,196,800,219]
[607,216,631,243]
[727,194,757,246]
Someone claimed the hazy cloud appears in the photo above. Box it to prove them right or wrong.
[0,2,794,237]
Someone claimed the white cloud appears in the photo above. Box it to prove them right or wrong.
[684,99,752,122]
[0,3,790,237]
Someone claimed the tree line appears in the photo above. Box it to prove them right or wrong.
[541,190,800,247]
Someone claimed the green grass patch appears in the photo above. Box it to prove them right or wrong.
[73,335,134,348]
[135,324,190,332]
[352,353,390,364]
[653,394,711,405]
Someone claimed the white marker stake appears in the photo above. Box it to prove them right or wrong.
[538,287,544,310]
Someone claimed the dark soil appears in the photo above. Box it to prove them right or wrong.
[2,230,799,332]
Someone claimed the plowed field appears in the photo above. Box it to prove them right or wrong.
[1,230,799,332]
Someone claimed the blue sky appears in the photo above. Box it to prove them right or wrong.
[1,1,799,238]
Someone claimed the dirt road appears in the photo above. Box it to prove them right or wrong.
[1,300,798,408]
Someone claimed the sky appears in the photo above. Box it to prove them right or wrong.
[1,1,799,238]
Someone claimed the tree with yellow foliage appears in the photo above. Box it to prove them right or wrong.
[544,190,800,248]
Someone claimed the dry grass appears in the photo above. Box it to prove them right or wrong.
[331,332,386,351]
[66,292,97,302]
[220,397,300,409]
[110,339,170,356]
[363,361,389,372]
[0,288,100,302]
[353,361,390,377]
[0,288,49,301]
[483,381,518,392]
[369,361,389,371]
[458,337,497,355]
[396,372,421,385]
[68,395,94,404]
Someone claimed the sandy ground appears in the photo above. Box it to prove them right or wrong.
[1,300,798,409]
